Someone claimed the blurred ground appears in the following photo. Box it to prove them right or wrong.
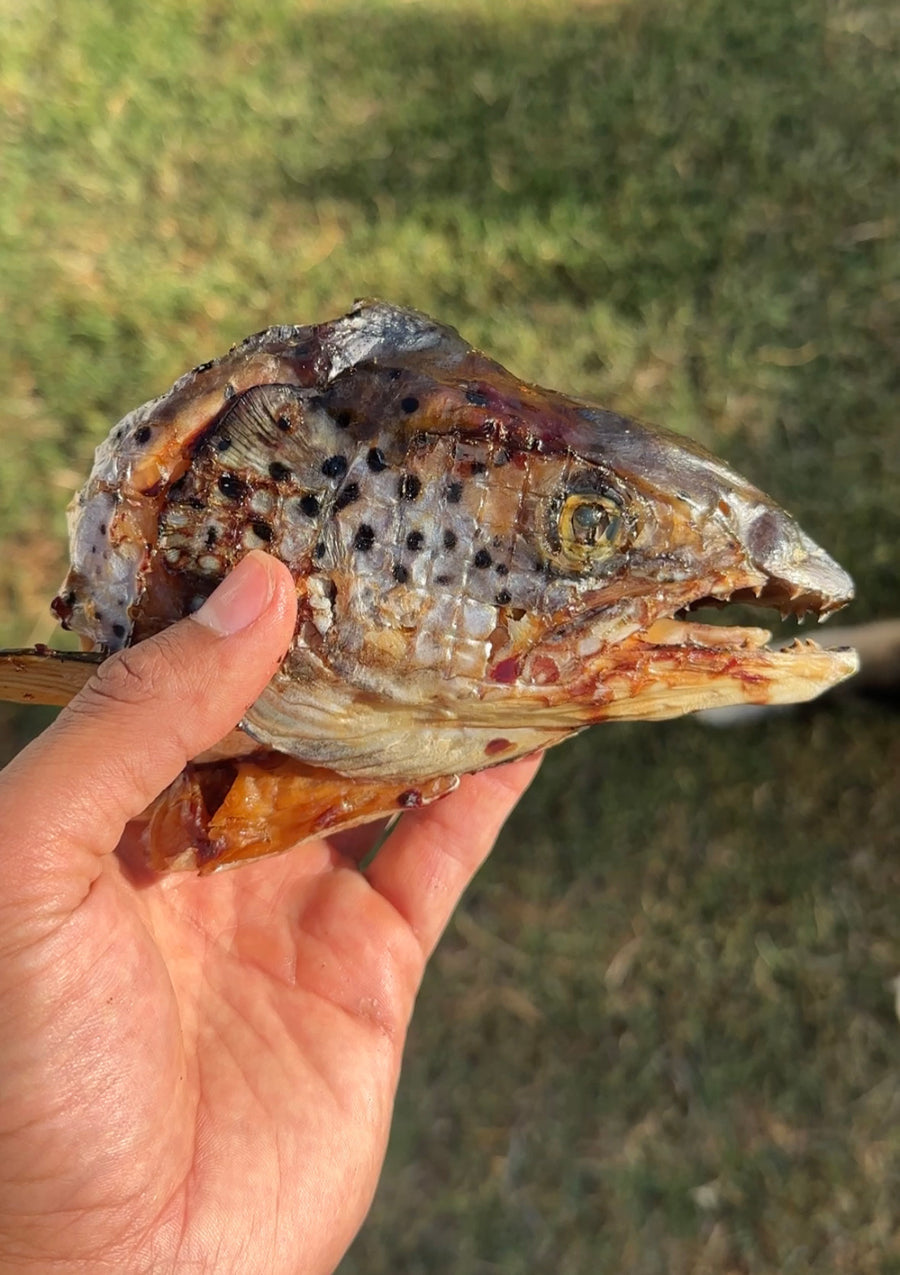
[1,0,899,1269]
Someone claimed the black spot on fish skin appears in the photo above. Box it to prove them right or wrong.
[276,415,292,432]
[251,520,273,542]
[192,360,214,374]
[205,527,218,548]
[367,448,387,472]
[215,436,232,453]
[392,563,409,584]
[322,455,348,479]
[354,524,375,552]
[399,474,421,501]
[334,482,360,511]
[135,425,151,444]
[474,549,492,568]
[466,388,489,407]
[471,461,487,475]
[495,562,510,576]
[401,396,419,414]
[495,590,512,606]
[314,541,326,559]
[446,481,463,504]
[443,529,458,550]
[299,494,320,517]
[112,622,126,640]
[406,530,425,551]
[435,573,453,585]
[218,474,246,500]
[335,410,352,428]
[269,461,292,481]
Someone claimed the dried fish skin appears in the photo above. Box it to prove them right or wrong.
[0,301,859,868]
[46,301,857,787]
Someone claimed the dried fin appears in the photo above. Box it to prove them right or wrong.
[140,752,459,873]
[0,648,104,706]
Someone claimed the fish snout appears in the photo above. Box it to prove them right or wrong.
[724,494,854,618]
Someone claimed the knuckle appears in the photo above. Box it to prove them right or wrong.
[61,631,209,777]
[75,636,182,717]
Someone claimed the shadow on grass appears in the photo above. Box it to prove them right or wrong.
[276,0,887,304]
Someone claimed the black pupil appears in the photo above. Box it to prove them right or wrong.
[571,502,611,544]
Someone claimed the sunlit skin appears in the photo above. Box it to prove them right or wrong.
[0,553,540,1275]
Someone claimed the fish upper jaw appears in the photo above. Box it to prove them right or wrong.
[720,490,854,618]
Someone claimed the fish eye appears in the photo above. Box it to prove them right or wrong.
[568,499,620,546]
[556,489,628,567]
[541,473,632,573]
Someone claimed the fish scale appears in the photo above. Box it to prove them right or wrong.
[158,386,572,686]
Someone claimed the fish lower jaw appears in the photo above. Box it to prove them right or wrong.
[573,628,860,723]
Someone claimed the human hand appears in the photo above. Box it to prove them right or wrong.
[0,551,540,1275]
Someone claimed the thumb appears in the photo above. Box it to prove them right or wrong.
[0,551,297,903]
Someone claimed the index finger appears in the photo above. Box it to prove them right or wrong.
[363,754,542,958]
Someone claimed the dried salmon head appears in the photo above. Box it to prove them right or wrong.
[1,302,857,870]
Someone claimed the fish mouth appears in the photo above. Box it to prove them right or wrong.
[576,546,858,722]
[515,513,859,725]
[661,522,857,651]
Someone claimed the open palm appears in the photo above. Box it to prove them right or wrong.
[0,554,539,1275]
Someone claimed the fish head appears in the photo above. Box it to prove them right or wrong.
[48,302,856,782]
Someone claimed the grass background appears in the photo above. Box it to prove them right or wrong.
[1,0,899,1268]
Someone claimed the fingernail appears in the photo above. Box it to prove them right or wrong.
[191,551,275,636]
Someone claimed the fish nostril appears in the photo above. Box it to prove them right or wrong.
[746,509,782,565]
[728,496,855,611]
